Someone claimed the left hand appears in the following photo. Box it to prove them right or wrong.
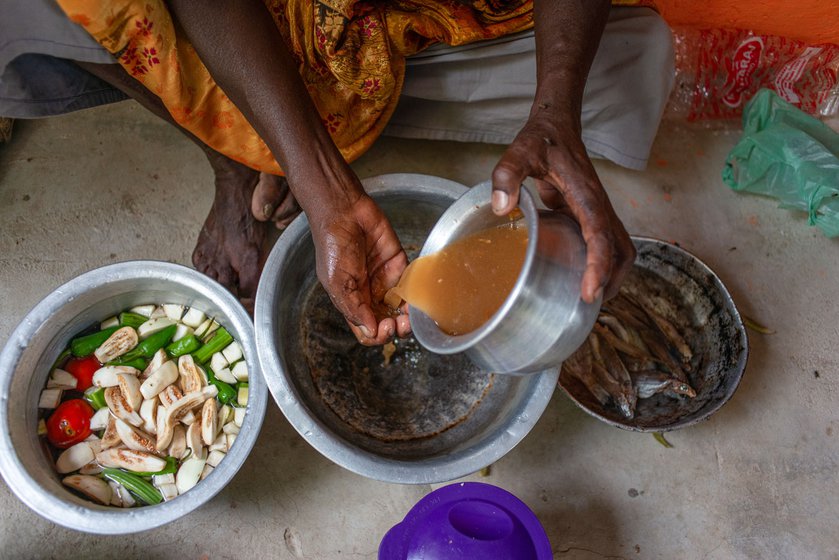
[490,110,635,303]
[309,192,412,346]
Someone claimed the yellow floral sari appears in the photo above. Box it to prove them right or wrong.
[55,0,535,174]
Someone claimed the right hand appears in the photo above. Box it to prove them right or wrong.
[309,193,411,346]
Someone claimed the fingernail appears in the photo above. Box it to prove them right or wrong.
[262,203,274,219]
[593,287,604,301]
[492,190,509,214]
[359,325,373,338]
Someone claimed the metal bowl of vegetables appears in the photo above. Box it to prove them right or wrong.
[255,174,559,484]
[0,261,267,534]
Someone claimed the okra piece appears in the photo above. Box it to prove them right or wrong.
[166,335,202,358]
[84,386,107,411]
[118,324,177,362]
[102,468,163,505]
[192,327,233,364]
[206,367,237,405]
[119,312,148,329]
[70,326,120,357]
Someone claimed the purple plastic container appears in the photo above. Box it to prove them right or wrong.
[379,482,552,560]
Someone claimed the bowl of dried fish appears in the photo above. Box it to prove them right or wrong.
[558,237,748,431]
[255,174,559,484]
[0,261,267,533]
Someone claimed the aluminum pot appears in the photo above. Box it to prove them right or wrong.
[0,261,267,534]
[255,174,558,484]
[411,181,601,374]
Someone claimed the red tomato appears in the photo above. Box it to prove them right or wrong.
[64,355,100,391]
[45,399,94,449]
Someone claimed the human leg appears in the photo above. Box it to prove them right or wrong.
[76,61,272,309]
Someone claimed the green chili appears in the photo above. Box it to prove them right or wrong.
[102,468,163,505]
[106,357,148,370]
[192,327,233,364]
[50,347,72,371]
[84,386,107,411]
[69,326,120,357]
[118,311,148,329]
[166,334,202,358]
[206,367,237,405]
[117,324,177,362]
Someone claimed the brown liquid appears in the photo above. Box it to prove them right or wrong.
[387,223,528,335]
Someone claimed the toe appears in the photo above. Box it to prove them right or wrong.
[252,172,284,222]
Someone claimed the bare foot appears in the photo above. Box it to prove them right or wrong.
[251,172,301,229]
[193,153,270,312]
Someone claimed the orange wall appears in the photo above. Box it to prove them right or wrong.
[651,0,838,45]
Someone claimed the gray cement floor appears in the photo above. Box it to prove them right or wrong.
[1,102,838,559]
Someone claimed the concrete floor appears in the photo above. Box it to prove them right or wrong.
[1,101,837,560]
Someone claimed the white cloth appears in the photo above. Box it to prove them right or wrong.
[385,7,675,170]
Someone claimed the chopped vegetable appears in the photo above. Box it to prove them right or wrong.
[231,361,248,382]
[70,326,120,358]
[62,474,112,505]
[94,327,139,363]
[172,322,193,342]
[192,327,233,364]
[237,383,249,407]
[130,304,156,317]
[56,441,95,474]
[108,357,148,371]
[83,386,107,410]
[166,334,202,358]
[162,304,185,321]
[39,388,63,409]
[47,368,78,390]
[181,308,206,328]
[137,317,176,340]
[118,312,148,329]
[116,324,177,363]
[205,367,237,405]
[92,365,139,388]
[175,456,206,494]
[222,341,243,364]
[102,468,162,505]
[46,399,94,448]
[89,407,110,430]
[100,316,120,329]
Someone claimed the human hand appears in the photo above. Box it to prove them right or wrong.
[491,112,635,303]
[309,193,411,346]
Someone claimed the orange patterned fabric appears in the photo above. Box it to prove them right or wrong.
[55,0,534,175]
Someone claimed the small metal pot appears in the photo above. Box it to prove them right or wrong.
[255,174,558,484]
[0,261,267,534]
[411,181,601,374]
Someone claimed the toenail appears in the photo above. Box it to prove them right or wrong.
[262,203,274,219]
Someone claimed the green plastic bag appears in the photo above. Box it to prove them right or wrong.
[722,89,839,237]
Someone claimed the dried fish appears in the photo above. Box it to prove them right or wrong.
[631,370,696,399]
[563,277,698,421]
[562,340,611,406]
[590,332,637,417]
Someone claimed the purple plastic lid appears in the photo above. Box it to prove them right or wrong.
[379,482,552,560]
